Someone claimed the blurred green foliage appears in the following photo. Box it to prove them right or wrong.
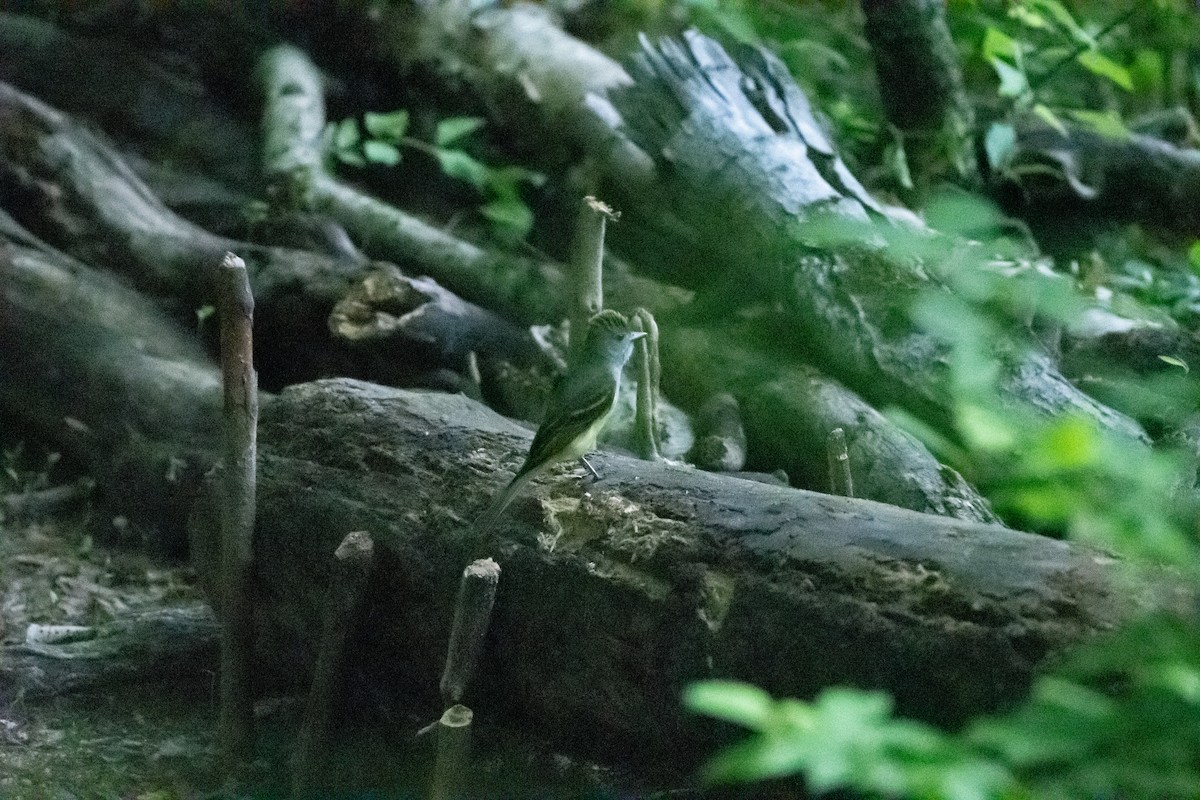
[324,110,543,243]
[671,1,1200,795]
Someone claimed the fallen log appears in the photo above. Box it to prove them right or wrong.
[196,377,1133,771]
[0,605,218,702]
[252,41,998,519]
[0,234,1153,774]
[0,16,1008,521]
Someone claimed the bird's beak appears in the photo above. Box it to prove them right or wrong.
[630,331,648,341]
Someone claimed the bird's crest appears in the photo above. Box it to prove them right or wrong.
[587,309,632,335]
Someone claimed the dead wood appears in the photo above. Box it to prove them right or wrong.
[251,40,998,518]
[0,17,1004,522]
[0,11,258,192]
[193,377,1139,770]
[1,230,1159,772]
[0,604,218,702]
[608,33,1148,447]
[1002,116,1200,234]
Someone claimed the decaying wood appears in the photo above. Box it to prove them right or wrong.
[608,33,1149,448]
[0,11,258,192]
[251,39,996,517]
[0,240,220,539]
[0,605,219,702]
[4,12,1194,785]
[1,231,1160,772]
[350,5,1150,445]
[662,324,999,523]
[206,377,1140,768]
[1005,115,1200,234]
[217,253,258,770]
[293,531,376,796]
[861,0,976,183]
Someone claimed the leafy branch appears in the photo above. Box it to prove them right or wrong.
[324,110,544,243]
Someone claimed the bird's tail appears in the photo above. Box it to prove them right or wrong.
[474,470,536,533]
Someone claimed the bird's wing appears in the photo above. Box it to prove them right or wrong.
[519,365,619,478]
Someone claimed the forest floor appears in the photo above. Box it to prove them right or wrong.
[0,502,653,798]
[0,503,224,798]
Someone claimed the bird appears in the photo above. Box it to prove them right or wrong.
[475,309,645,532]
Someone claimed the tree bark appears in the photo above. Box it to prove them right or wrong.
[1001,115,1200,234]
[0,605,218,702]
[1,233,1165,773]
[861,0,977,185]
[352,6,1148,446]
[250,39,1000,518]
[608,32,1148,447]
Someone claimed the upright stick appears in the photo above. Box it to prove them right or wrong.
[293,531,375,796]
[827,427,854,498]
[568,196,618,366]
[218,252,258,775]
[440,558,501,706]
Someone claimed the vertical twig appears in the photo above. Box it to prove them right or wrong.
[430,704,473,800]
[568,196,618,365]
[293,531,375,797]
[686,393,747,472]
[427,559,500,800]
[218,252,258,776]
[632,308,661,461]
[827,427,854,498]
[440,558,501,706]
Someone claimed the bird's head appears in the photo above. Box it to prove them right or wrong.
[585,309,646,366]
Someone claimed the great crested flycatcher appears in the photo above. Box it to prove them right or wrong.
[475,310,645,532]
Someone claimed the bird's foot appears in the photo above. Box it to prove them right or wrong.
[579,455,602,481]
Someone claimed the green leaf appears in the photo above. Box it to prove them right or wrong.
[1077,50,1133,92]
[1032,104,1068,136]
[364,109,410,141]
[957,402,1017,452]
[1008,5,1048,30]
[481,198,534,240]
[885,136,913,191]
[1130,48,1165,97]
[701,735,809,784]
[485,164,546,196]
[434,116,486,147]
[1158,355,1189,373]
[1031,416,1100,471]
[983,122,1016,170]
[1026,0,1090,44]
[1188,241,1200,274]
[1065,109,1130,139]
[981,27,1018,61]
[335,149,366,167]
[989,57,1029,98]
[701,6,759,44]
[434,148,491,189]
[363,140,402,166]
[684,681,774,730]
[334,118,360,151]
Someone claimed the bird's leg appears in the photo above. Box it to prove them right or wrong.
[579,455,602,481]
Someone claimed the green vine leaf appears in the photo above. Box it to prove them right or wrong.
[434,116,486,147]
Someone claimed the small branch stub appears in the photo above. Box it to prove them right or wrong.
[827,427,854,498]
[568,196,619,365]
[292,531,375,796]
[633,307,661,461]
[687,393,747,472]
[429,704,474,800]
[439,558,501,706]
[217,252,258,776]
